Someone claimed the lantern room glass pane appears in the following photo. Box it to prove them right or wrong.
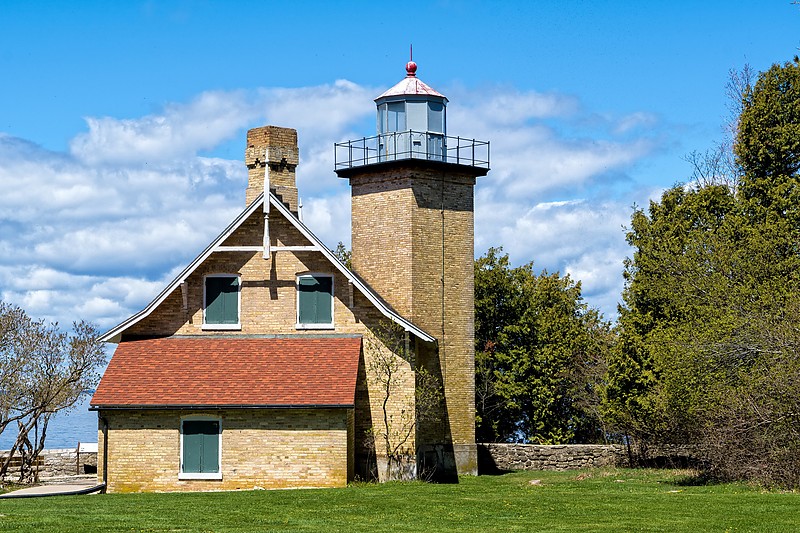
[428,102,444,134]
[387,102,406,132]
[406,101,427,131]
[377,103,386,133]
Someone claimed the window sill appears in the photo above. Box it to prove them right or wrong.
[295,323,335,330]
[179,472,222,480]
[201,324,241,331]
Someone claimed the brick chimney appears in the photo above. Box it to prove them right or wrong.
[244,126,299,213]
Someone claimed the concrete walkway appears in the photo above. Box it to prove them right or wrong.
[0,476,103,498]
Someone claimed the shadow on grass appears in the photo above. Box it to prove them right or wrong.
[634,455,720,487]
[671,471,732,487]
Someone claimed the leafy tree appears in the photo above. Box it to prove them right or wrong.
[737,57,800,210]
[475,248,611,444]
[607,59,800,486]
[474,249,527,442]
[332,241,352,269]
[605,184,739,438]
[0,301,106,482]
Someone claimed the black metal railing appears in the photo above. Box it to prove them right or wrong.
[335,130,490,170]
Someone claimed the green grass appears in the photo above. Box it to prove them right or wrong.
[0,469,797,532]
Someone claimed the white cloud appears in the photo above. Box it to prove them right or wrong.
[445,88,664,203]
[301,192,352,250]
[0,79,669,328]
[475,196,631,320]
[613,111,660,135]
[70,90,257,165]
[0,265,165,329]
[449,88,580,126]
[263,80,374,140]
[491,133,654,198]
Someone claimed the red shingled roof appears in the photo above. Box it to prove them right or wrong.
[90,337,361,408]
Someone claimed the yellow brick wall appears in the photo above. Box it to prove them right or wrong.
[126,206,364,337]
[97,408,351,493]
[351,176,415,317]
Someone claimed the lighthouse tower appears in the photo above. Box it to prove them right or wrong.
[335,59,489,478]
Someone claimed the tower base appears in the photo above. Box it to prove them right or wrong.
[417,443,478,481]
[453,443,478,477]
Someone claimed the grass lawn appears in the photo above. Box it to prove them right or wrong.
[0,469,797,532]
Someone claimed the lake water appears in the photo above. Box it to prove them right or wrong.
[0,394,97,451]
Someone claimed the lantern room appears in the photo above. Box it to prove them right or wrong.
[374,60,448,161]
[334,60,489,171]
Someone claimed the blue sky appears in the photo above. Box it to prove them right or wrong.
[1,1,798,329]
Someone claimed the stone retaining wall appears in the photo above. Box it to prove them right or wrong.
[478,443,626,472]
[478,443,701,473]
[5,443,697,482]
[1,448,98,480]
[41,448,98,478]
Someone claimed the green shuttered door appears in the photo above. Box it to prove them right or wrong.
[299,276,332,324]
[182,420,219,474]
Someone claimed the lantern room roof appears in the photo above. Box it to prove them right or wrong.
[375,61,447,101]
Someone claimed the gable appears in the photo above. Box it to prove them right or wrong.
[219,204,313,249]
[101,193,435,343]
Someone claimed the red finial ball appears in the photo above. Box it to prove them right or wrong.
[406,61,417,77]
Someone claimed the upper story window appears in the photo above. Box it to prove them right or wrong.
[297,274,333,329]
[179,417,222,480]
[203,275,240,330]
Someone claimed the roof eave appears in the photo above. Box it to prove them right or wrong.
[375,77,447,101]
[99,193,268,344]
[90,403,355,411]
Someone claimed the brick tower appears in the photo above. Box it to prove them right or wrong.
[335,60,489,478]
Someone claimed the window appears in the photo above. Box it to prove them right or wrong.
[203,275,240,329]
[179,418,221,480]
[297,274,333,328]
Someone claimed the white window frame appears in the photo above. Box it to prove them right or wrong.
[202,274,242,330]
[179,415,223,480]
[296,273,335,330]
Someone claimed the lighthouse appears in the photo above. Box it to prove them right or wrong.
[335,59,489,478]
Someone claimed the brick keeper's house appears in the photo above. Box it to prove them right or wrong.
[91,61,489,493]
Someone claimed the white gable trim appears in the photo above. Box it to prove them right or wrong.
[100,193,435,344]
